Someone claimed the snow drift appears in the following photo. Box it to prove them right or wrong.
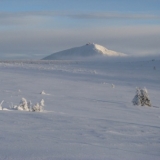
[42,43,126,60]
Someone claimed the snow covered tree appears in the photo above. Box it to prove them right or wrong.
[132,88,141,106]
[32,99,45,112]
[40,99,45,108]
[132,88,151,107]
[17,98,30,111]
[12,98,45,112]
[27,101,32,112]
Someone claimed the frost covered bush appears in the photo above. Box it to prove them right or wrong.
[18,98,30,111]
[132,88,151,107]
[0,100,4,110]
[12,98,30,111]
[32,99,44,112]
[13,98,45,112]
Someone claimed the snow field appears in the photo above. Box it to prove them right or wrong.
[0,59,159,160]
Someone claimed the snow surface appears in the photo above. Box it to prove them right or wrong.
[43,43,126,60]
[0,58,160,160]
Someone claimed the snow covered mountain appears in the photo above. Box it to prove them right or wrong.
[42,43,126,60]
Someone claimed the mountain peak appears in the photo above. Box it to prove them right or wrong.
[85,43,126,56]
[43,43,126,60]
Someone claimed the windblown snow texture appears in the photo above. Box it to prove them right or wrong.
[0,58,159,160]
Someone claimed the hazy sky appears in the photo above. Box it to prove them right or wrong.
[0,0,160,59]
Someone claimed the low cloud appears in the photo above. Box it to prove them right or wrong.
[0,11,51,27]
[67,12,160,20]
[0,25,160,59]
[0,11,159,27]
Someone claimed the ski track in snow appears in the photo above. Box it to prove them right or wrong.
[0,59,160,160]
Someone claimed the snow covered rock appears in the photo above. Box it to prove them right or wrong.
[40,91,46,95]
[42,43,126,60]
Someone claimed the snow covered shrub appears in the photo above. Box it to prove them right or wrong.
[13,98,45,112]
[0,100,4,110]
[111,84,115,88]
[14,98,30,111]
[32,99,45,112]
[132,88,151,107]
[0,100,9,111]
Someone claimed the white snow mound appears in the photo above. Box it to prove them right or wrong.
[42,43,126,60]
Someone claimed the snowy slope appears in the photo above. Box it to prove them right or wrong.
[0,59,160,160]
[43,43,126,60]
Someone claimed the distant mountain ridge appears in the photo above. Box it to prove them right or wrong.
[42,43,127,60]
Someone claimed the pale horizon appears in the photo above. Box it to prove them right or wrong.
[0,0,160,59]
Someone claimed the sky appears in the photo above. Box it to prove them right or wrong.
[0,0,160,59]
